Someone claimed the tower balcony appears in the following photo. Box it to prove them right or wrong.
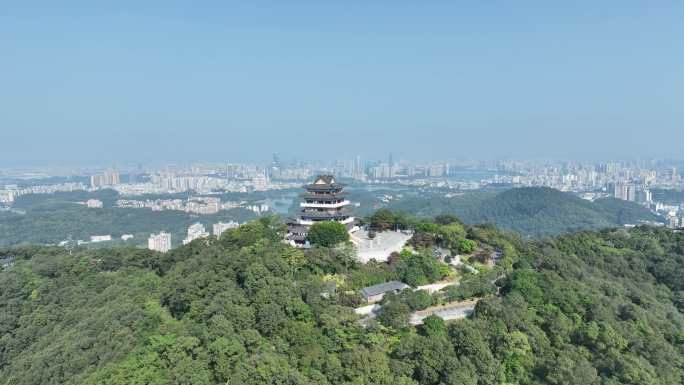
[300,200,350,209]
[296,216,355,226]
[301,191,348,200]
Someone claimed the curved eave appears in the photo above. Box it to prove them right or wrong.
[303,183,346,191]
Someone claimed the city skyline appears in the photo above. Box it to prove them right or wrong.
[3,154,684,248]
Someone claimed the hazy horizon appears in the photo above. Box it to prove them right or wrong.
[2,2,683,165]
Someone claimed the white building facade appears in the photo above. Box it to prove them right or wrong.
[148,232,172,252]
[213,221,239,237]
[183,223,209,245]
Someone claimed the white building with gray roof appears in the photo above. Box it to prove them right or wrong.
[360,281,410,303]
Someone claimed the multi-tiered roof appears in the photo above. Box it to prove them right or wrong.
[286,175,355,246]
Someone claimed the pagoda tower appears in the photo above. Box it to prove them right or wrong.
[287,175,355,247]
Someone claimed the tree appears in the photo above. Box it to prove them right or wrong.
[307,221,350,247]
[434,214,461,225]
[377,294,411,329]
[500,331,533,383]
[439,223,467,247]
[408,232,438,249]
[369,209,397,231]
[400,289,434,311]
[2,215,684,385]
[419,315,446,337]
[395,250,450,286]
[414,222,440,234]
[456,239,476,254]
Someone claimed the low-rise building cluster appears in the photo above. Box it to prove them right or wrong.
[85,199,103,208]
[115,197,263,215]
[0,182,86,204]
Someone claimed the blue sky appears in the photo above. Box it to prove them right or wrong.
[1,1,682,165]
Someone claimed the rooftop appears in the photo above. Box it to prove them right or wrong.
[360,281,410,298]
[287,224,309,233]
[303,174,346,191]
[314,175,336,184]
[304,183,345,192]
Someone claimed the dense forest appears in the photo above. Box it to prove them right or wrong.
[1,215,682,384]
[380,187,661,237]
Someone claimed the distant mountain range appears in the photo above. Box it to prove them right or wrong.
[385,187,662,237]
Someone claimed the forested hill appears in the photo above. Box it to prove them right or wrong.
[1,217,682,385]
[0,189,262,247]
[460,187,661,237]
[387,187,661,237]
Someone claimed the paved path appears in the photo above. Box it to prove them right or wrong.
[354,299,478,326]
[415,280,458,294]
[409,300,478,325]
[354,304,380,316]
[352,230,412,263]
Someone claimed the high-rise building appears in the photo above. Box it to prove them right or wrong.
[91,169,120,188]
[667,215,680,229]
[352,155,364,180]
[428,164,446,177]
[627,185,637,202]
[90,175,104,188]
[183,223,209,245]
[369,164,392,179]
[286,175,356,247]
[611,182,650,204]
[213,221,239,237]
[148,232,172,252]
[104,169,120,185]
[636,189,652,205]
[612,183,631,201]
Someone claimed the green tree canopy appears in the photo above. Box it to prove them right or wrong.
[306,221,350,247]
[1,216,683,385]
